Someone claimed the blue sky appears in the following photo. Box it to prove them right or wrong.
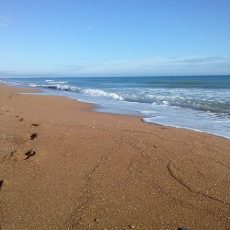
[0,0,230,76]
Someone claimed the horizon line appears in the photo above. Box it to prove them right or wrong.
[1,73,230,78]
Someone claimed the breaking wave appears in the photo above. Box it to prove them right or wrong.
[29,82,123,101]
[27,81,230,117]
[82,89,123,100]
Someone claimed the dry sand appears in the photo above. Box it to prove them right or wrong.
[0,84,230,230]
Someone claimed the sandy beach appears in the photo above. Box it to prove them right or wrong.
[0,84,229,229]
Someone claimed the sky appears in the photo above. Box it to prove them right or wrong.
[0,0,230,77]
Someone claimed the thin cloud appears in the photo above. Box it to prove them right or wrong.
[169,56,224,64]
[1,56,230,76]
[58,56,230,76]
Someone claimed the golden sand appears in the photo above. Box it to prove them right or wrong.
[0,85,229,229]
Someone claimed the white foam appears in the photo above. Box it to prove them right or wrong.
[82,89,124,101]
[142,112,230,139]
[28,83,37,87]
[49,81,68,84]
[161,100,169,105]
[55,84,71,91]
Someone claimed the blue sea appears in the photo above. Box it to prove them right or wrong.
[1,75,230,139]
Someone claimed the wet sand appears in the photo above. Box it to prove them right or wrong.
[0,84,230,230]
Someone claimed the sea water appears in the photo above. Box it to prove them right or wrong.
[1,75,230,139]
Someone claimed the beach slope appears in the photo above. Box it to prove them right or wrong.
[0,85,229,229]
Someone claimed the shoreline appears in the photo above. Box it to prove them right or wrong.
[2,81,229,140]
[0,84,230,229]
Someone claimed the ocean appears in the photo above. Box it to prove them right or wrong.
[1,75,230,139]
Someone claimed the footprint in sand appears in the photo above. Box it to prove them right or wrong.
[0,180,3,189]
[30,133,37,140]
[31,123,39,127]
[19,118,23,121]
[25,149,36,160]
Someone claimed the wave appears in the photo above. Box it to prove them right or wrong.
[29,83,80,92]
[118,90,230,116]
[28,83,37,87]
[46,84,80,92]
[124,93,229,115]
[30,83,124,101]
[82,88,124,100]
[47,81,68,84]
[26,81,230,116]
